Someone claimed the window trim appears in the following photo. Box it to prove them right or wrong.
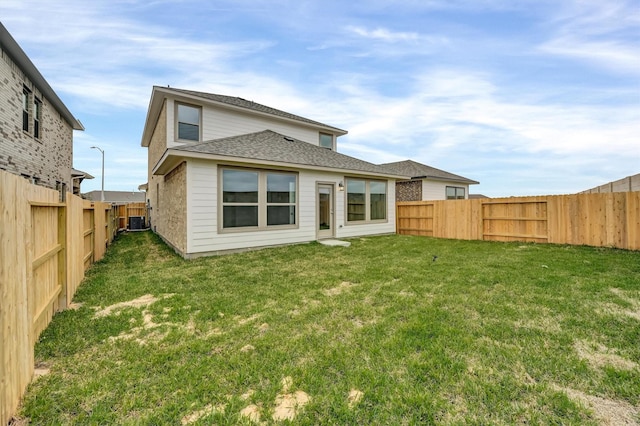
[175,102,202,142]
[446,186,466,200]
[34,97,42,139]
[218,166,299,233]
[344,178,388,225]
[22,86,30,133]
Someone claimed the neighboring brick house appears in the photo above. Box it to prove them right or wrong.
[379,160,479,201]
[141,86,406,257]
[0,23,84,193]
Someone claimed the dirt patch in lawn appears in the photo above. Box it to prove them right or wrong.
[33,361,50,379]
[574,340,638,371]
[239,404,261,423]
[181,403,225,425]
[108,307,167,345]
[324,281,357,297]
[348,389,363,408]
[93,294,174,318]
[272,376,311,421]
[240,344,255,353]
[552,385,640,425]
[238,313,261,325]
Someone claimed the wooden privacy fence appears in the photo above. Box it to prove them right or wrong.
[116,202,149,230]
[397,192,640,251]
[0,170,117,425]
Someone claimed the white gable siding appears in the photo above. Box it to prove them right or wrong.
[166,98,323,148]
[422,179,469,200]
[186,160,395,255]
[201,106,321,144]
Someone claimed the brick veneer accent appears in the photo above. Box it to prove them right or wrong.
[396,180,422,201]
[0,48,73,190]
[161,161,187,253]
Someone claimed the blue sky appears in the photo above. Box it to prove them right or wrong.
[2,0,638,197]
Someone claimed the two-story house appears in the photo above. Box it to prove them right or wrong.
[0,23,84,194]
[141,86,406,257]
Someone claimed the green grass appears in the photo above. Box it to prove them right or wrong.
[20,232,640,425]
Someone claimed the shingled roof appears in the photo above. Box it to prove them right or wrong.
[163,87,347,134]
[378,160,478,184]
[156,130,405,178]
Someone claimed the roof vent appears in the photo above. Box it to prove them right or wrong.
[284,136,294,142]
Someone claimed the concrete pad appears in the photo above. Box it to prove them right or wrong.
[318,239,351,247]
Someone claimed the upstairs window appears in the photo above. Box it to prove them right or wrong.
[22,87,30,132]
[34,98,42,139]
[319,133,333,149]
[176,103,200,141]
[446,186,465,199]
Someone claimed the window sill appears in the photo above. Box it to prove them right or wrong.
[345,219,389,226]
[219,224,299,234]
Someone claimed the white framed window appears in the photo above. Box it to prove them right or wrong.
[446,186,465,199]
[346,178,387,223]
[220,167,298,231]
[176,103,201,141]
[319,133,333,150]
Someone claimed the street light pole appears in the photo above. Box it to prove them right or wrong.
[90,146,105,202]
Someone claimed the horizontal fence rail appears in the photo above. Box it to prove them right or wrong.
[0,170,126,425]
[397,192,640,251]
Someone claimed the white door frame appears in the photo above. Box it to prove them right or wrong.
[316,183,335,239]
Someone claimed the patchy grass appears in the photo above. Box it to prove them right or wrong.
[21,232,640,424]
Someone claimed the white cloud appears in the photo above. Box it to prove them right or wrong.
[538,0,640,75]
[346,26,420,43]
[539,38,640,76]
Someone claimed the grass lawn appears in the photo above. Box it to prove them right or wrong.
[19,232,640,425]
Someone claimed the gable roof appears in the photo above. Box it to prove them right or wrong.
[378,160,479,184]
[141,86,347,147]
[0,23,84,130]
[154,130,407,179]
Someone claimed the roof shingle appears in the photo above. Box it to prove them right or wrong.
[378,160,478,184]
[169,130,404,177]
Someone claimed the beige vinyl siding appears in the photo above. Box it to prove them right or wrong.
[186,161,395,255]
[166,98,322,148]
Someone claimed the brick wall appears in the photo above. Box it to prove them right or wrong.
[147,101,167,230]
[396,180,422,201]
[161,161,187,253]
[0,49,73,191]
